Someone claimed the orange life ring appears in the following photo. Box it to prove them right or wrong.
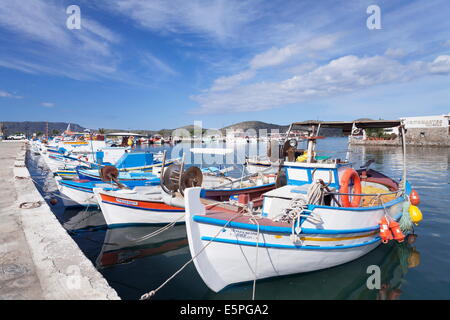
[77,155,88,162]
[339,168,362,207]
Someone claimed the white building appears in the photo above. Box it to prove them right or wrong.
[401,113,450,145]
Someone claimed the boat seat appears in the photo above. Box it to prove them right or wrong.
[263,184,318,200]
[262,184,336,219]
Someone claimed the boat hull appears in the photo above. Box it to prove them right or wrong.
[57,180,98,207]
[94,189,185,227]
[184,187,405,292]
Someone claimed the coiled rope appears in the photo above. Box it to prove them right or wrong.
[274,181,324,242]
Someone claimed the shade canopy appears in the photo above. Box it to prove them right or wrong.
[290,120,402,135]
[105,132,147,137]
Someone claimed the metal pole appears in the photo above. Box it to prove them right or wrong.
[400,124,407,193]
[160,150,167,178]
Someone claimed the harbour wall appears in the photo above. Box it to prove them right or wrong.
[350,127,450,147]
[0,141,120,300]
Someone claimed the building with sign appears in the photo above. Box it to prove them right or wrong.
[350,113,450,146]
[401,114,450,146]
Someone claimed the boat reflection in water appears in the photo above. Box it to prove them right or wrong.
[95,225,188,269]
[56,207,420,300]
[208,234,420,300]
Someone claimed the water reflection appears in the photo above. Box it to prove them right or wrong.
[95,225,188,269]
[206,235,420,300]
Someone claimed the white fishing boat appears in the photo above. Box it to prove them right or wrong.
[183,120,424,292]
[93,149,276,227]
[93,161,277,227]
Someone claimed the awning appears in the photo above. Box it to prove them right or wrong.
[105,132,147,137]
[289,120,402,136]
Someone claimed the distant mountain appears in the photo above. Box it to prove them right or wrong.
[0,121,85,137]
[221,121,289,135]
[1,119,345,138]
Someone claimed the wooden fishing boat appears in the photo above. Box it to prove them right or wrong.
[93,156,278,227]
[183,120,424,292]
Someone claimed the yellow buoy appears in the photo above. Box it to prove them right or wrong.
[296,151,308,162]
[409,205,423,225]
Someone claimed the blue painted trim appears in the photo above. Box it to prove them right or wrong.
[102,200,185,212]
[193,215,380,235]
[285,180,309,186]
[193,209,403,236]
[405,180,412,195]
[290,189,307,194]
[59,182,94,194]
[285,166,340,189]
[200,236,381,250]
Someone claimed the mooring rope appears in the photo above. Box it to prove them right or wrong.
[248,214,261,301]
[140,212,243,300]
[125,215,185,244]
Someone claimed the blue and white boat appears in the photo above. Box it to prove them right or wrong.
[183,120,424,292]
[74,152,173,181]
[55,173,160,207]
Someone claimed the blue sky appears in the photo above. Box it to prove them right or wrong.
[0,0,450,130]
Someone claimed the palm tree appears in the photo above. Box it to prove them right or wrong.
[98,128,106,134]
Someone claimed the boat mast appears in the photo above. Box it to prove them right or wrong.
[400,122,407,193]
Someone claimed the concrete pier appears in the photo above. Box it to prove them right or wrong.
[0,141,120,300]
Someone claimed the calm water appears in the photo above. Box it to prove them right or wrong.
[27,138,450,300]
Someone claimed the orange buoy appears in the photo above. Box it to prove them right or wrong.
[379,217,393,244]
[339,168,362,207]
[389,220,405,243]
[410,189,420,206]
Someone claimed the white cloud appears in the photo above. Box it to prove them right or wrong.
[40,102,55,108]
[385,48,407,58]
[249,35,338,70]
[105,0,260,42]
[191,54,447,114]
[429,55,450,74]
[210,70,255,92]
[0,90,22,99]
[0,0,121,80]
[250,44,300,69]
[205,35,339,93]
[141,53,178,76]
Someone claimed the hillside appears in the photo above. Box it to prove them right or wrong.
[221,121,288,133]
[1,120,345,138]
[0,121,85,136]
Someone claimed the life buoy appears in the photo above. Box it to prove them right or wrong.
[77,155,89,162]
[339,168,362,207]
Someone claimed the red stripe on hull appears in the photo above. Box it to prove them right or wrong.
[100,193,183,211]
